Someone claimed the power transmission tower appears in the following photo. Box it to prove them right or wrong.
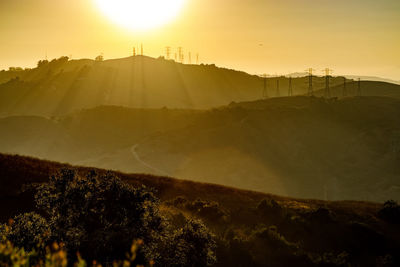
[165,46,171,59]
[342,77,347,97]
[276,79,280,97]
[196,53,199,64]
[288,76,293,96]
[177,47,183,63]
[323,68,333,98]
[357,78,361,96]
[306,68,315,96]
[262,74,268,98]
[188,52,191,64]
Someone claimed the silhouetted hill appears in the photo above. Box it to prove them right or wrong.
[314,81,400,98]
[1,153,400,266]
[0,56,354,116]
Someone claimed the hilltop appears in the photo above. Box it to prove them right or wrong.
[0,56,357,117]
[1,153,400,266]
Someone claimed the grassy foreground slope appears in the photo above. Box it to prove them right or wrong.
[1,153,400,266]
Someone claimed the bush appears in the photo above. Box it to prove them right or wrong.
[163,219,217,267]
[5,212,50,252]
[378,200,400,224]
[32,168,217,266]
[35,169,164,264]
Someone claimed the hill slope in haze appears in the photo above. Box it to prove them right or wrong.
[1,153,400,267]
[0,56,362,117]
[1,96,400,202]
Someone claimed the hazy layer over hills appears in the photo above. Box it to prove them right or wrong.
[1,95,400,202]
[0,56,366,117]
[1,56,400,201]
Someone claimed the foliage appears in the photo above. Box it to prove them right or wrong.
[162,219,217,267]
[37,60,49,67]
[30,168,216,266]
[4,212,50,252]
[35,169,164,263]
[95,55,104,61]
[378,200,400,224]
[0,236,151,267]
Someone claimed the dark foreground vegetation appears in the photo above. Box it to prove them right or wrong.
[1,153,400,266]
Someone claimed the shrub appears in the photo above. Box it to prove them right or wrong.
[5,212,50,252]
[35,169,164,264]
[378,200,400,224]
[33,168,217,266]
[163,219,217,267]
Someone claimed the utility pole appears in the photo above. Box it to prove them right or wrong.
[306,68,315,96]
[133,47,136,56]
[196,53,199,64]
[323,68,333,98]
[165,46,171,59]
[288,76,293,96]
[140,43,143,56]
[262,74,268,99]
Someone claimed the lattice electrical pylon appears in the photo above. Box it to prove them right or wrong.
[276,79,280,97]
[165,46,171,60]
[288,76,293,96]
[305,68,315,96]
[322,68,333,98]
[177,47,183,63]
[262,74,268,99]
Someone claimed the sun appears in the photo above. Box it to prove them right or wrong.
[94,0,186,31]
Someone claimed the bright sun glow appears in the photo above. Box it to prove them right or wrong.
[95,0,186,31]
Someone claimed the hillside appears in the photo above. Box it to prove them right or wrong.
[314,81,400,98]
[1,153,399,266]
[0,56,353,117]
[1,96,400,202]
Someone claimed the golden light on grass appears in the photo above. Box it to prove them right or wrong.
[94,0,186,31]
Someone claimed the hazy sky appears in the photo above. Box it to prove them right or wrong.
[1,0,399,79]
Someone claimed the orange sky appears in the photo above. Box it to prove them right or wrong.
[0,0,399,80]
